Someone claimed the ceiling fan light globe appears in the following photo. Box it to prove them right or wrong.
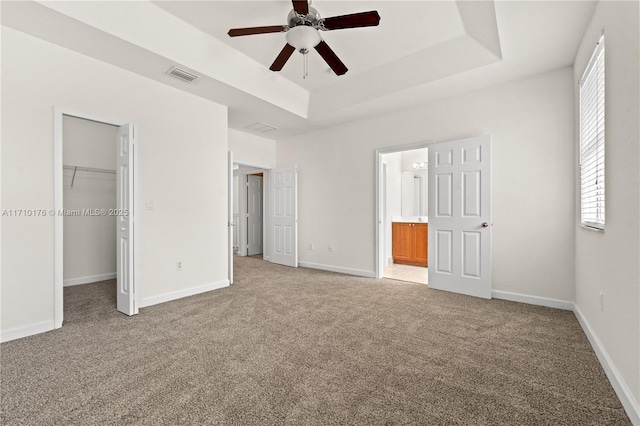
[286,26,321,51]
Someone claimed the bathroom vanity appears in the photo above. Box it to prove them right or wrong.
[392,219,428,267]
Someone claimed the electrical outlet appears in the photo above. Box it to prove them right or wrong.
[599,292,604,312]
[329,244,334,252]
[176,261,183,271]
[308,243,314,250]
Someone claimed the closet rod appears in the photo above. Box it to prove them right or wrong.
[63,165,116,188]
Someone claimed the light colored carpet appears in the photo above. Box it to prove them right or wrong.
[0,255,630,425]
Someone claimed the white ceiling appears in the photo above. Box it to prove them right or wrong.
[1,1,598,139]
[154,1,468,91]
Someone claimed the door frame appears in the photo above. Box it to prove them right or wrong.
[231,160,271,261]
[53,107,140,328]
[239,168,266,257]
[375,140,434,279]
[246,174,264,256]
[228,151,234,284]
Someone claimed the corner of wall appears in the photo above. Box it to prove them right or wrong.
[572,1,640,421]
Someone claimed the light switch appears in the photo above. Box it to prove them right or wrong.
[146,200,154,210]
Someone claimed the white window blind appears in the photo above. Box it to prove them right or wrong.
[579,35,605,229]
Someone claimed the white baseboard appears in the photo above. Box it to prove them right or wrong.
[574,305,640,425]
[1,320,55,343]
[139,280,230,308]
[64,272,117,287]
[496,291,639,424]
[492,290,574,311]
[298,261,376,278]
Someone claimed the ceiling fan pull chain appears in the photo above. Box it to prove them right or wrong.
[303,51,308,79]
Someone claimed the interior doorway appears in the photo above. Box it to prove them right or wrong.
[233,164,268,259]
[376,135,493,298]
[54,108,138,328]
[62,116,118,306]
[228,160,299,272]
[376,142,433,284]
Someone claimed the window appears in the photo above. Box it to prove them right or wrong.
[579,34,605,229]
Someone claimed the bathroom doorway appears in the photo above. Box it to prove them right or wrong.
[376,143,432,284]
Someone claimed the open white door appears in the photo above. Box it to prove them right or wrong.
[116,124,137,315]
[228,151,234,284]
[270,165,298,267]
[247,175,263,256]
[428,135,491,299]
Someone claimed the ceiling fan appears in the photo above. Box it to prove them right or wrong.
[227,0,381,76]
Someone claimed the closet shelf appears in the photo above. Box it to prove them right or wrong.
[63,165,116,187]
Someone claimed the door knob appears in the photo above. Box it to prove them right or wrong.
[481,222,489,228]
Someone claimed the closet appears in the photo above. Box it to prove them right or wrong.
[62,116,118,289]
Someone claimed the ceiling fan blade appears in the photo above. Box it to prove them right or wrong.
[228,25,287,37]
[270,44,296,71]
[314,40,348,76]
[320,11,381,31]
[292,0,309,15]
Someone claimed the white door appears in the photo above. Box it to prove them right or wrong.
[428,135,492,299]
[228,151,234,284]
[247,175,263,256]
[116,124,137,315]
[271,165,298,267]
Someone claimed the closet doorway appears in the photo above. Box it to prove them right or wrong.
[54,109,138,328]
[63,116,118,284]
[376,143,432,284]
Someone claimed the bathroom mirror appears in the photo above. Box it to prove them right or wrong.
[401,169,428,216]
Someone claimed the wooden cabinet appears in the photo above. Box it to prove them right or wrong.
[392,222,428,267]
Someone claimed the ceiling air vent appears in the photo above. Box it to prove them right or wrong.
[244,122,278,133]
[166,66,200,83]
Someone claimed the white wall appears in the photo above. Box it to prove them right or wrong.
[277,67,576,301]
[63,116,117,284]
[573,0,639,417]
[1,27,228,336]
[229,128,276,168]
[401,148,428,172]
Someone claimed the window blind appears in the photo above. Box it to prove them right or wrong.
[579,35,605,229]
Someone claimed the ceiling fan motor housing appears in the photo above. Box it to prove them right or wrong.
[287,7,320,28]
[286,7,322,52]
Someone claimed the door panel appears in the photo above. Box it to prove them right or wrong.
[462,231,481,278]
[413,224,428,266]
[436,174,453,216]
[462,171,481,217]
[392,223,412,262]
[429,135,491,299]
[271,165,298,267]
[435,230,453,274]
[116,124,136,315]
[247,175,263,256]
